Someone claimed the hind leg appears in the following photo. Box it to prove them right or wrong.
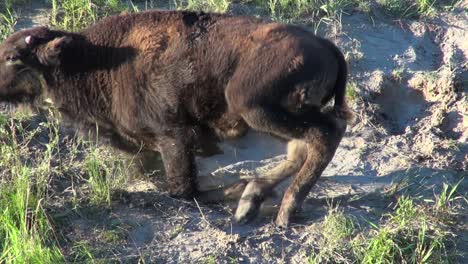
[276,113,347,227]
[234,140,307,223]
[235,106,346,226]
[195,180,249,203]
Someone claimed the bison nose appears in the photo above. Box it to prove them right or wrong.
[6,55,19,61]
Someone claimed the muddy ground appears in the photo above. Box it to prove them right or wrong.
[3,1,467,263]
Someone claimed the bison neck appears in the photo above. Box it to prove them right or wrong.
[43,40,137,134]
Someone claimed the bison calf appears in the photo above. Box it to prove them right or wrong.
[0,10,350,227]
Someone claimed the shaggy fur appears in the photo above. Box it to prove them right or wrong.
[0,10,350,227]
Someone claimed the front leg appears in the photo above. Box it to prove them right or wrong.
[158,136,197,198]
[155,128,249,203]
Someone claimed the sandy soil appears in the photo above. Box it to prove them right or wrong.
[6,2,468,263]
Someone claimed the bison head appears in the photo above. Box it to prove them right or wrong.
[0,27,71,106]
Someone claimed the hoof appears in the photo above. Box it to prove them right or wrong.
[275,211,290,228]
[234,180,274,224]
[234,196,262,224]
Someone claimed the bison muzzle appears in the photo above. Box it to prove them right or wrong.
[0,10,351,227]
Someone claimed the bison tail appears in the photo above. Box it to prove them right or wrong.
[331,43,353,122]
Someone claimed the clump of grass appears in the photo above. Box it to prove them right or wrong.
[204,255,217,264]
[0,170,64,263]
[310,196,457,263]
[0,112,64,263]
[0,107,135,261]
[99,227,127,243]
[69,241,96,263]
[84,144,131,207]
[361,220,449,263]
[309,204,356,263]
[97,0,129,13]
[51,0,135,31]
[344,38,364,64]
[432,179,464,223]
[346,81,359,102]
[392,66,406,82]
[390,195,416,226]
[0,5,16,41]
[254,0,354,27]
[51,0,98,31]
[377,0,439,18]
[359,196,453,264]
[264,0,313,23]
[175,0,231,13]
[318,0,354,19]
[354,0,372,13]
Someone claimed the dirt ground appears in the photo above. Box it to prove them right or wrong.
[6,1,468,263]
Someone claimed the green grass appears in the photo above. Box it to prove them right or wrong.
[392,66,406,82]
[0,109,134,262]
[0,5,16,41]
[264,0,313,23]
[258,0,354,25]
[175,0,356,27]
[360,196,452,264]
[51,0,136,31]
[84,143,131,207]
[376,0,461,18]
[309,194,460,264]
[309,204,356,263]
[174,0,232,13]
[432,179,465,224]
[69,241,97,263]
[346,81,359,102]
[0,170,64,263]
[0,112,64,263]
[97,0,128,13]
[204,255,216,264]
[99,227,127,243]
[51,0,98,31]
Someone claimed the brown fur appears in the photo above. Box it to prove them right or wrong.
[0,10,350,226]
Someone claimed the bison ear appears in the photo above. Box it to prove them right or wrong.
[25,35,35,45]
[24,27,51,46]
[39,36,72,66]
